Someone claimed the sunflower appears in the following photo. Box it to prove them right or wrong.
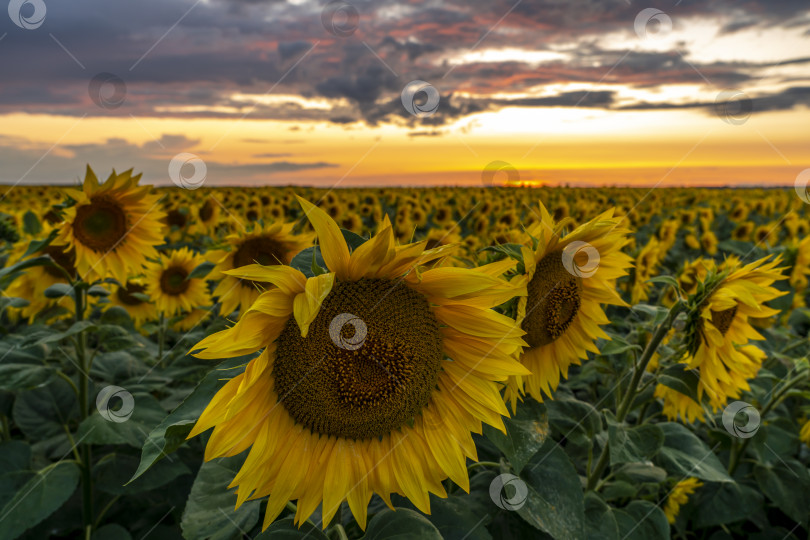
[664,478,703,524]
[54,166,164,284]
[682,256,786,410]
[631,237,663,304]
[144,248,210,316]
[654,384,704,423]
[505,202,633,407]
[187,196,528,530]
[208,222,315,317]
[4,225,77,322]
[107,278,157,326]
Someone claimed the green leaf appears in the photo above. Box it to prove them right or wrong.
[584,493,619,540]
[0,255,55,285]
[130,357,249,482]
[76,392,167,448]
[545,396,601,446]
[0,297,29,312]
[254,517,329,539]
[341,228,367,251]
[613,500,670,540]
[614,462,667,484]
[655,423,732,483]
[754,460,810,526]
[0,461,80,540]
[92,524,133,540]
[290,246,326,279]
[95,453,191,495]
[21,230,57,258]
[362,508,442,540]
[510,439,586,540]
[86,285,110,297]
[33,321,96,346]
[478,243,525,263]
[484,399,548,473]
[657,364,700,402]
[692,481,763,527]
[0,364,54,391]
[12,378,78,441]
[0,441,31,473]
[646,275,679,289]
[424,494,493,540]
[180,455,261,540]
[21,211,41,236]
[189,261,215,280]
[606,414,664,465]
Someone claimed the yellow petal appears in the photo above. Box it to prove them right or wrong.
[296,196,350,279]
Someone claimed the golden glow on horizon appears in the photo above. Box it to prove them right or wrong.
[1,103,808,187]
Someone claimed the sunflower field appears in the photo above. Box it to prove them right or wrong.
[0,168,809,540]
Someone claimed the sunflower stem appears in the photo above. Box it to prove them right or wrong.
[74,286,94,534]
[616,302,685,422]
[587,301,685,490]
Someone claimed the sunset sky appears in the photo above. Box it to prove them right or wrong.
[1,0,809,188]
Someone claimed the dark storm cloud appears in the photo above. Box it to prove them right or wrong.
[0,0,808,125]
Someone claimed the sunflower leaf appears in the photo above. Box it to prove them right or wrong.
[0,461,80,540]
[605,413,664,465]
[129,356,250,483]
[0,364,55,391]
[341,228,367,252]
[0,255,56,286]
[181,454,260,540]
[363,508,442,540]
[43,283,74,299]
[254,517,328,539]
[654,423,732,483]
[188,261,215,280]
[21,211,42,236]
[657,364,700,402]
[612,500,669,540]
[508,439,586,540]
[483,398,548,474]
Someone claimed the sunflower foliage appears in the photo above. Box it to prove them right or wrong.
[0,174,809,540]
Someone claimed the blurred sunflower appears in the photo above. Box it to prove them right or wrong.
[187,196,528,530]
[54,166,164,283]
[664,478,702,524]
[654,384,704,423]
[108,278,156,326]
[505,202,633,407]
[682,256,786,409]
[144,248,210,315]
[208,222,314,317]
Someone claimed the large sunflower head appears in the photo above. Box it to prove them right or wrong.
[209,221,315,317]
[54,166,165,284]
[506,201,633,408]
[187,196,528,531]
[681,255,787,410]
[144,248,210,316]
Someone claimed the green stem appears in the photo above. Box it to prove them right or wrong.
[616,302,684,422]
[467,461,501,472]
[74,286,94,534]
[93,495,120,529]
[329,523,349,540]
[0,414,10,441]
[587,302,685,490]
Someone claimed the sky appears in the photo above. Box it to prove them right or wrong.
[0,0,809,188]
